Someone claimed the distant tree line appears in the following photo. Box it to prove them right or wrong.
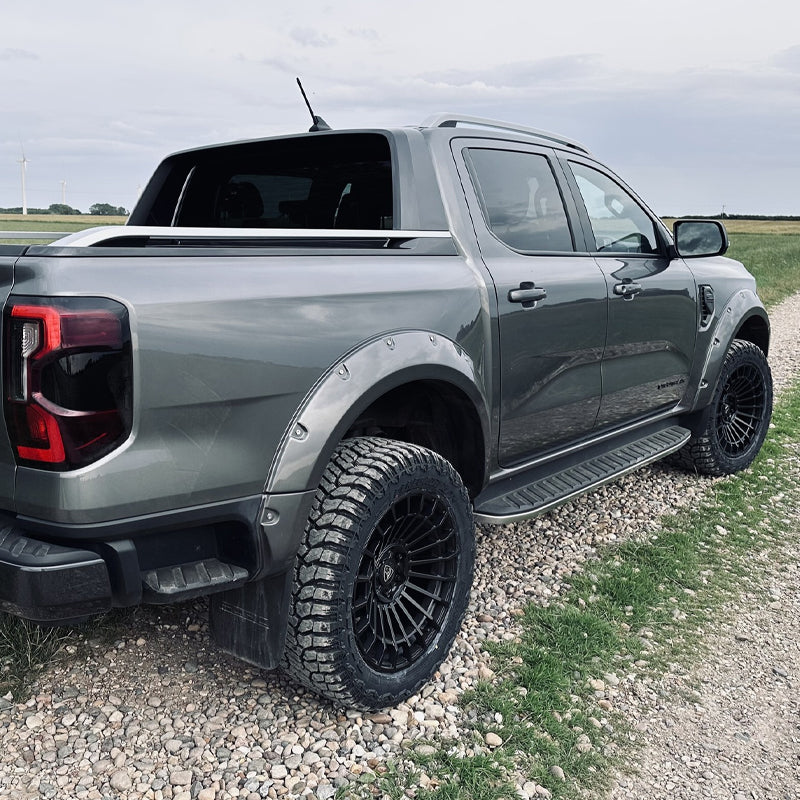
[667,214,800,221]
[0,203,129,216]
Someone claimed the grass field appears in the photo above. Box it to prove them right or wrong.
[0,213,126,244]
[0,213,127,230]
[727,233,800,307]
[662,218,800,235]
[4,214,798,239]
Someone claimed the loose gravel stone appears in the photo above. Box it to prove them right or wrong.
[170,770,193,786]
[109,770,132,791]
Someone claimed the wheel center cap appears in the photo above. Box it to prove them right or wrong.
[375,547,408,602]
[721,394,737,422]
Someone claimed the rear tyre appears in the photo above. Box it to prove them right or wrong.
[281,437,475,709]
[672,339,772,476]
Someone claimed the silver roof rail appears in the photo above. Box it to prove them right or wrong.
[421,113,589,154]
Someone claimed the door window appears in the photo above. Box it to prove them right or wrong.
[568,162,659,254]
[467,149,574,252]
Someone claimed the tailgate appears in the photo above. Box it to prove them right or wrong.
[0,248,21,510]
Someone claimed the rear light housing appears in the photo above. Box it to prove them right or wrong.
[4,297,132,470]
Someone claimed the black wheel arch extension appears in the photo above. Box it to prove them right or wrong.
[734,311,770,358]
[265,331,491,500]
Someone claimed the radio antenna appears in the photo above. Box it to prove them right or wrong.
[296,78,331,132]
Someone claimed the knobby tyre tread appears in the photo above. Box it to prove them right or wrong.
[281,437,475,709]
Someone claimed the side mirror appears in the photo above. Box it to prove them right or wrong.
[673,219,729,258]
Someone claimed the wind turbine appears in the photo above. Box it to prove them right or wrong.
[17,147,28,215]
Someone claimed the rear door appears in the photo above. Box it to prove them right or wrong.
[453,141,608,467]
[562,159,697,429]
[0,248,22,510]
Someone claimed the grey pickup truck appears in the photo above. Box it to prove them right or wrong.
[0,114,772,708]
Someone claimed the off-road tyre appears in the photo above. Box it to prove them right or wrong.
[281,437,475,709]
[671,339,772,476]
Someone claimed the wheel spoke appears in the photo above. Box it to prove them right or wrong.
[400,589,439,624]
[389,603,412,646]
[406,582,447,603]
[395,596,426,639]
[408,554,457,567]
[408,571,457,582]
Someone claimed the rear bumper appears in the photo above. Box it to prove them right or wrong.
[0,490,313,625]
[0,521,111,623]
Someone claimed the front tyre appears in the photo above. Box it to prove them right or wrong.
[281,437,475,709]
[673,339,772,476]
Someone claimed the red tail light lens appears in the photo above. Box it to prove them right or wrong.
[4,297,132,470]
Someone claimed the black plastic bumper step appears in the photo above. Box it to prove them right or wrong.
[475,424,690,523]
[0,519,111,622]
[142,558,249,603]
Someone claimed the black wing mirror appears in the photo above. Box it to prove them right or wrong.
[673,219,729,258]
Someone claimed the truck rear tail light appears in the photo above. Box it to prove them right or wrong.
[4,298,132,470]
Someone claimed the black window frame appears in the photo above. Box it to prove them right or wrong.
[560,155,672,258]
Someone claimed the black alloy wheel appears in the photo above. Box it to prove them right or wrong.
[715,360,768,458]
[353,491,460,673]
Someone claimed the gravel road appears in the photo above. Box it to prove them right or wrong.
[1,292,799,800]
[609,291,800,800]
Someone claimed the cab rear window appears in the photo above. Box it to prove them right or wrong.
[147,133,394,230]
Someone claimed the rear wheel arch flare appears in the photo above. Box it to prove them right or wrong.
[264,331,490,497]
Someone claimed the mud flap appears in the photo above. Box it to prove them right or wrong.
[209,569,292,670]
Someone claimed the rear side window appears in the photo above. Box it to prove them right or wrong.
[172,133,394,230]
[467,148,574,252]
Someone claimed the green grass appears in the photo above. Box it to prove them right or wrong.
[0,618,74,700]
[0,213,126,244]
[0,213,127,231]
[727,233,800,308]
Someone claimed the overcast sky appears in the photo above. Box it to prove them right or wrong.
[2,0,799,216]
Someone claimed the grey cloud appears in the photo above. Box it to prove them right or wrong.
[422,55,602,88]
[772,45,800,73]
[0,48,39,61]
[290,27,336,48]
[346,28,379,41]
[256,56,297,73]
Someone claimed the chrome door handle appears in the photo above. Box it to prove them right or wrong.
[613,282,642,298]
[509,285,547,304]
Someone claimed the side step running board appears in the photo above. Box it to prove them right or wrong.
[474,424,690,524]
[142,558,249,603]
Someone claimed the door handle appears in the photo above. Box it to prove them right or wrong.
[509,284,547,305]
[613,282,642,298]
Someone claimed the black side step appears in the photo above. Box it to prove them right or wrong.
[142,558,249,603]
[475,424,690,524]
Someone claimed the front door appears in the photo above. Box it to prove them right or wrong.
[454,142,609,467]
[564,159,697,429]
